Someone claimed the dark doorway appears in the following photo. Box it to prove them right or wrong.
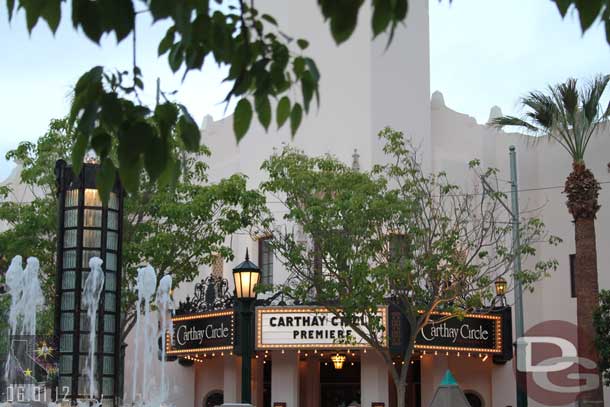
[263,360,272,407]
[320,361,361,407]
[203,390,223,407]
[464,391,483,407]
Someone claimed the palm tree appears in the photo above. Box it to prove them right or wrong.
[491,75,609,405]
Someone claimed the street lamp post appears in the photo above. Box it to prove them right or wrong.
[232,249,261,404]
[493,276,508,307]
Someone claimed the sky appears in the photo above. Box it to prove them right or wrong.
[0,0,608,180]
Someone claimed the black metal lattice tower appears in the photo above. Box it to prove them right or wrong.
[54,160,124,406]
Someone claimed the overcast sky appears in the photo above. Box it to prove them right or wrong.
[0,0,608,180]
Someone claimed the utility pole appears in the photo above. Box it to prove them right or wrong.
[156,77,160,107]
[510,146,527,407]
[480,146,527,407]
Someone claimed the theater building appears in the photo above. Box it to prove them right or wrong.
[3,0,609,406]
[116,1,610,406]
[158,281,513,407]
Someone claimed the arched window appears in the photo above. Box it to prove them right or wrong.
[464,390,484,407]
[203,390,224,407]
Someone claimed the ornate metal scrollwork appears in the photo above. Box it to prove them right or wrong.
[175,275,234,315]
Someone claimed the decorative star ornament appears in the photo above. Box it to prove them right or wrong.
[35,341,53,360]
[24,368,32,377]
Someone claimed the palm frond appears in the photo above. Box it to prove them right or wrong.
[489,115,539,132]
[557,78,579,124]
[583,74,610,123]
[496,76,608,163]
[522,91,558,130]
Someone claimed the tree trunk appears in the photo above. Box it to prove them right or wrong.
[565,162,604,404]
[395,381,406,407]
[574,217,604,404]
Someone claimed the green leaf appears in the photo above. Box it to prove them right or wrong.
[261,13,278,26]
[91,131,112,157]
[110,0,135,42]
[100,92,122,128]
[117,157,141,193]
[155,102,179,133]
[372,0,392,36]
[158,27,176,56]
[150,0,173,21]
[301,71,314,113]
[394,0,408,21]
[276,96,291,129]
[293,56,305,78]
[575,0,602,31]
[553,0,572,17]
[23,0,46,32]
[290,103,303,137]
[255,94,271,131]
[144,135,168,181]
[158,156,181,189]
[326,0,364,44]
[97,157,116,203]
[304,57,320,82]
[233,98,253,142]
[178,115,201,151]
[71,131,89,174]
[41,0,61,33]
[72,0,103,43]
[7,0,16,20]
[297,38,309,49]
[185,46,205,70]
[169,43,184,72]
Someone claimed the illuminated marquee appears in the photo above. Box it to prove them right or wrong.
[256,306,387,350]
[167,309,234,355]
[414,311,503,353]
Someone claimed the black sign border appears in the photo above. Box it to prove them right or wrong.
[167,309,235,355]
[255,306,388,350]
[414,311,503,354]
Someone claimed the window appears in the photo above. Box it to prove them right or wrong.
[389,234,409,291]
[389,233,409,264]
[569,254,576,298]
[259,237,273,285]
[211,254,223,278]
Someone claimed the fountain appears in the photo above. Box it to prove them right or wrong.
[156,274,173,403]
[2,255,175,407]
[4,255,24,382]
[81,257,105,401]
[129,266,174,407]
[131,265,157,405]
[3,255,44,403]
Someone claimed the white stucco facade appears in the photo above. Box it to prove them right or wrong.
[2,1,609,406]
[150,1,610,406]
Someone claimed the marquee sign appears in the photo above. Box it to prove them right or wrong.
[414,311,502,353]
[167,309,234,355]
[256,306,387,350]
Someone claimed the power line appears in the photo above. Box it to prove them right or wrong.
[262,181,610,202]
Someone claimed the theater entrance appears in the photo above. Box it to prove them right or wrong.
[320,360,361,407]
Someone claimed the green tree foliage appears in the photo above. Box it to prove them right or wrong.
[3,0,411,198]
[594,289,610,385]
[0,118,268,342]
[551,0,610,43]
[3,1,605,198]
[259,128,559,407]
